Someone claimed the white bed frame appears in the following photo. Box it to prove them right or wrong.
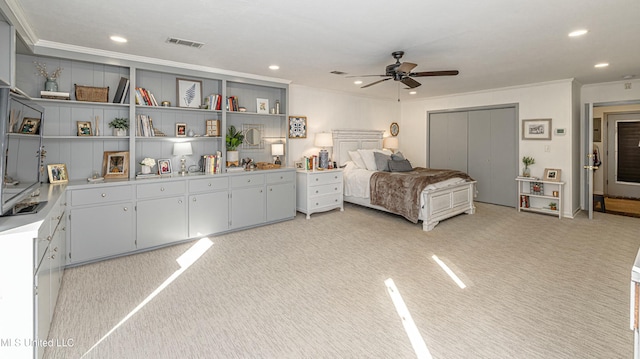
[332,129,476,231]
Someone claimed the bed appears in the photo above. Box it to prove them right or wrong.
[333,129,476,231]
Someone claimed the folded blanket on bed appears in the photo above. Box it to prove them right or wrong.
[370,167,475,223]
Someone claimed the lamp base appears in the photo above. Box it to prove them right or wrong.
[319,150,329,169]
[179,157,187,175]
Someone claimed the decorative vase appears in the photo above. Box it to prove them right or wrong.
[523,167,530,177]
[44,78,58,92]
[141,165,151,174]
[227,150,239,166]
[113,128,127,137]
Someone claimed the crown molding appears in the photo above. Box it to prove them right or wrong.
[0,0,38,47]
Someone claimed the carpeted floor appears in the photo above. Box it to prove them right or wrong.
[44,202,640,358]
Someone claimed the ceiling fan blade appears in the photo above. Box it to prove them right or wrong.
[345,74,387,78]
[410,70,459,77]
[397,62,417,73]
[401,77,421,89]
[361,77,392,88]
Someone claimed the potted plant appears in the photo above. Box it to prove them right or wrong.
[109,117,129,136]
[549,202,557,211]
[522,156,535,177]
[226,125,244,165]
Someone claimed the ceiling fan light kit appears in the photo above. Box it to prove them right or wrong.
[356,51,459,89]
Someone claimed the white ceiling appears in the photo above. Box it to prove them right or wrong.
[5,0,640,101]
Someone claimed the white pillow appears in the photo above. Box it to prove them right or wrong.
[357,149,378,171]
[348,150,367,169]
[374,148,393,156]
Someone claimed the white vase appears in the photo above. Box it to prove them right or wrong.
[227,150,239,165]
[113,128,127,137]
[141,165,151,174]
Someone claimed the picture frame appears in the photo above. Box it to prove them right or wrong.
[77,121,92,136]
[158,158,172,175]
[522,118,552,140]
[206,119,220,136]
[256,98,269,114]
[544,168,562,182]
[176,123,187,137]
[47,164,68,184]
[390,122,399,136]
[176,78,202,108]
[294,161,304,169]
[102,151,129,179]
[19,118,40,135]
[288,116,307,138]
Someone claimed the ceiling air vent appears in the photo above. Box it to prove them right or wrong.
[330,70,348,75]
[166,37,205,49]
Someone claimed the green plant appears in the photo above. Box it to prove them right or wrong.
[226,125,244,151]
[549,202,557,208]
[522,156,535,167]
[108,117,129,130]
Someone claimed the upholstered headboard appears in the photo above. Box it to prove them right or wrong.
[332,129,384,166]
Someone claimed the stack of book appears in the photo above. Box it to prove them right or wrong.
[136,114,155,137]
[302,155,319,170]
[40,91,70,100]
[226,96,239,111]
[207,94,222,110]
[202,151,222,174]
[113,77,130,103]
[135,87,158,106]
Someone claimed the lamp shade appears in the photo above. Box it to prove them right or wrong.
[173,142,193,156]
[383,137,399,150]
[271,143,285,156]
[314,132,333,147]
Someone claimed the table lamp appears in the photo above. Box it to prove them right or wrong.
[383,137,399,153]
[314,132,333,169]
[271,143,284,165]
[173,142,193,175]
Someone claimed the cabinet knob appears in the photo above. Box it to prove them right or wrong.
[259,190,263,193]
[248,179,251,183]
[334,187,338,191]
[50,254,56,260]
[208,183,212,186]
[270,188,272,191]
[335,199,338,202]
[315,202,319,205]
[334,176,338,179]
[123,207,128,211]
[46,235,52,242]
[315,178,319,181]
[161,187,165,191]
[101,193,106,197]
[193,198,197,202]
[315,190,319,194]
[53,247,58,252]
[280,176,283,179]
[178,200,183,204]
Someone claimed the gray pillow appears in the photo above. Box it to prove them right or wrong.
[373,151,391,171]
[391,152,405,161]
[389,159,413,172]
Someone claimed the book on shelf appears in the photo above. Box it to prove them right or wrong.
[202,151,222,174]
[207,94,222,110]
[136,114,155,137]
[226,166,245,173]
[135,87,157,106]
[113,77,129,103]
[226,96,239,111]
[136,173,160,179]
[40,91,70,100]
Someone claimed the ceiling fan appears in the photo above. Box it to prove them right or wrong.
[351,51,459,89]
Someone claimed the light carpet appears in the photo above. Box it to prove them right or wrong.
[44,203,640,358]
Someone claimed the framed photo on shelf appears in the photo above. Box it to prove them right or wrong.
[47,164,68,184]
[20,118,40,135]
[288,116,307,138]
[176,78,202,108]
[102,151,129,179]
[522,118,552,140]
[544,168,562,182]
[158,158,172,175]
[176,123,187,137]
[256,98,269,114]
[294,161,304,169]
[77,121,92,136]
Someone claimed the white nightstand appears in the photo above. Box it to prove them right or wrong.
[296,169,343,219]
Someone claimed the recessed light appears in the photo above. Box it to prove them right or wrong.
[568,29,588,37]
[354,80,363,85]
[594,63,609,68]
[110,36,127,43]
[269,65,279,70]
[409,91,417,95]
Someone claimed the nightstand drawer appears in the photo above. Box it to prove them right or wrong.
[189,177,228,193]
[309,171,342,186]
[266,171,294,184]
[231,174,264,188]
[309,183,342,197]
[309,193,342,209]
[137,181,186,199]
[71,185,133,206]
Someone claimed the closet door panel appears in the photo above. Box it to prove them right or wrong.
[468,110,492,203]
[489,107,518,207]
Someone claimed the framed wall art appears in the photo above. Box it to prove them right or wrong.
[158,158,172,175]
[176,78,202,108]
[77,121,92,136]
[288,116,307,138]
[544,168,562,182]
[522,118,552,140]
[47,164,68,184]
[102,151,129,179]
[256,98,269,114]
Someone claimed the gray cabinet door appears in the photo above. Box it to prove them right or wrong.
[231,187,265,229]
[267,182,295,222]
[69,202,135,263]
[137,196,187,249]
[35,257,51,359]
[429,112,468,172]
[188,191,229,237]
